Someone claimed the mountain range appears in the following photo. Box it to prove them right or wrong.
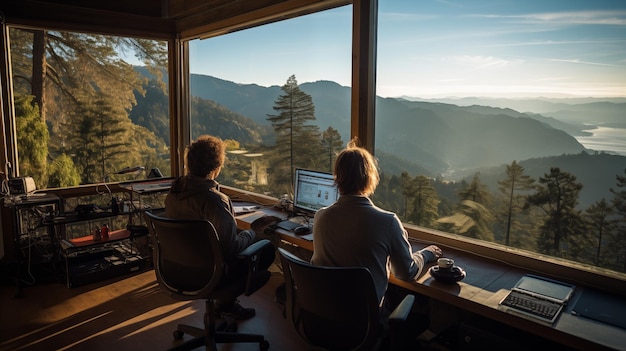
[133,68,626,209]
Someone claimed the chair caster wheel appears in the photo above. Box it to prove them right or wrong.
[259,340,269,351]
[173,330,184,340]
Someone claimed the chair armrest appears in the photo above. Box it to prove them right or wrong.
[236,239,274,295]
[237,239,272,259]
[388,294,415,322]
[387,294,417,349]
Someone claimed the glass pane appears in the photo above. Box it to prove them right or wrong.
[9,27,170,189]
[376,1,626,275]
[189,6,352,199]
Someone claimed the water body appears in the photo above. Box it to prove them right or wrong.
[575,126,626,156]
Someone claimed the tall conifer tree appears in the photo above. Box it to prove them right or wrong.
[267,75,320,195]
[320,127,343,173]
[438,173,494,240]
[527,167,585,258]
[610,169,626,271]
[497,161,536,246]
[584,199,616,266]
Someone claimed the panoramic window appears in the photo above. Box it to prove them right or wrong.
[9,27,170,189]
[375,1,626,275]
[188,5,352,197]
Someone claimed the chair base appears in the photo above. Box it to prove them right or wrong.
[168,323,269,351]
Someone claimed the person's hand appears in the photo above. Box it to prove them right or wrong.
[425,245,443,259]
[250,215,281,234]
[417,245,443,264]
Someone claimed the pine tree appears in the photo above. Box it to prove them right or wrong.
[400,172,413,219]
[459,173,492,205]
[65,96,133,184]
[438,173,495,240]
[267,75,321,195]
[584,199,617,266]
[609,169,626,271]
[14,95,49,187]
[527,167,585,258]
[406,175,440,227]
[320,127,343,173]
[9,27,166,185]
[497,161,536,246]
[48,154,81,188]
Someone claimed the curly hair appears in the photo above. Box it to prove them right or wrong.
[185,135,226,178]
[334,138,379,196]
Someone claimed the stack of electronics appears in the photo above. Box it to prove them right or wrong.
[274,168,340,237]
[64,241,147,288]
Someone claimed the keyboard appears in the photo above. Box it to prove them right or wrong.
[275,219,301,231]
[498,289,563,325]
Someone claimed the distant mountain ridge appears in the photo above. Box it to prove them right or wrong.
[189,73,591,173]
[131,68,626,208]
[408,96,626,128]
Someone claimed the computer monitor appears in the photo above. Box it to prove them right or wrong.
[293,168,340,214]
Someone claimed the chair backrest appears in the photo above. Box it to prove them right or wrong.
[278,248,383,351]
[144,211,223,299]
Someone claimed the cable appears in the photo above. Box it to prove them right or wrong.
[96,174,113,196]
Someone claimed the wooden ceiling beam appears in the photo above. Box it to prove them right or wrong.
[1,0,175,39]
[0,0,350,40]
[177,0,350,40]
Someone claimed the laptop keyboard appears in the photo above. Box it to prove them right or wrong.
[500,289,561,321]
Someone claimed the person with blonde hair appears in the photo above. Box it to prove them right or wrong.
[312,138,442,306]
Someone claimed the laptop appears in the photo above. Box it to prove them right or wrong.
[498,274,576,326]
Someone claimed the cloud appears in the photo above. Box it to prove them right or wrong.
[549,58,622,67]
[520,10,626,26]
[444,55,524,69]
[481,39,621,48]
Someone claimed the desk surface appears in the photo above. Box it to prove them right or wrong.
[234,202,626,351]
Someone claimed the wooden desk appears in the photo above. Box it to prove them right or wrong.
[234,204,626,351]
[234,205,314,251]
[393,241,626,351]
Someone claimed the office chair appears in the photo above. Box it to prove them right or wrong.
[144,211,271,351]
[278,248,416,351]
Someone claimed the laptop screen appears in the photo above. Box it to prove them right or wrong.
[293,168,340,214]
[515,274,575,302]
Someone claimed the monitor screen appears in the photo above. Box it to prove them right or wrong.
[293,168,340,214]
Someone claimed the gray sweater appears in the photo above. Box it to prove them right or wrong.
[164,175,255,260]
[311,195,429,304]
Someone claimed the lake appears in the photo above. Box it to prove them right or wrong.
[575,126,626,156]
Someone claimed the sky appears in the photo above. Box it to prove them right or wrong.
[188,0,626,99]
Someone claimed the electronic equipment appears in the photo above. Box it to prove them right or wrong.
[498,274,575,326]
[293,168,340,214]
[8,176,36,195]
[293,225,311,235]
[147,167,163,178]
[429,257,466,283]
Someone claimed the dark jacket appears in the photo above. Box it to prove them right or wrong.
[164,174,255,260]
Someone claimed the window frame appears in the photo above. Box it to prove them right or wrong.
[1,0,624,296]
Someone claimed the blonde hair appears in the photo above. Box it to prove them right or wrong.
[334,138,379,196]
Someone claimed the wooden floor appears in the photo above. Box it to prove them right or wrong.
[0,264,311,351]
